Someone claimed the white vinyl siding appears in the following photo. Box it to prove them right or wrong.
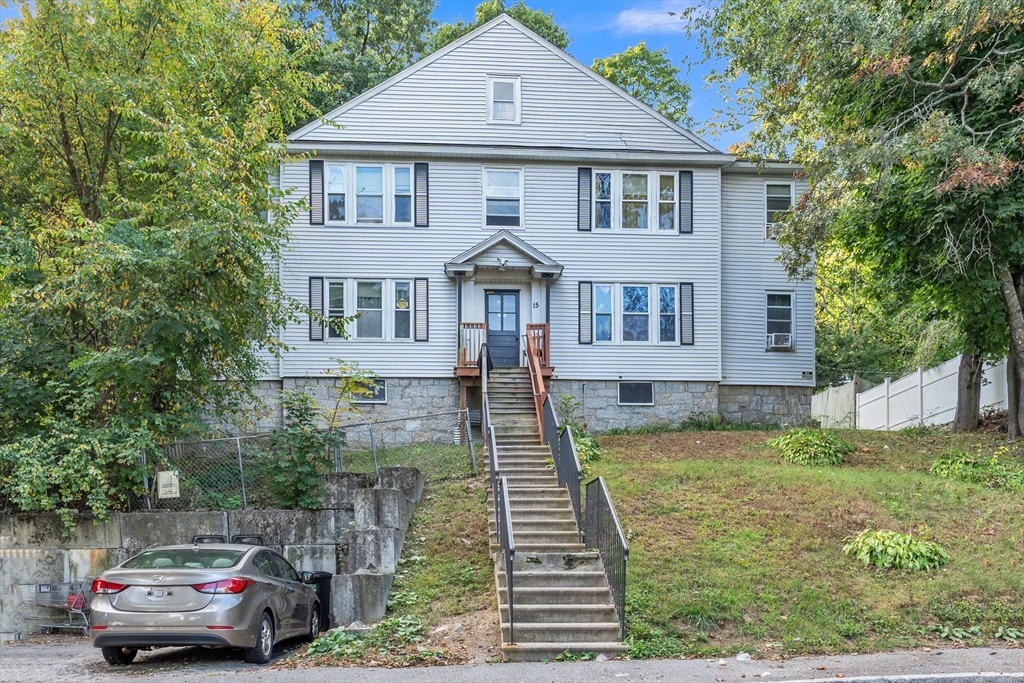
[721,172,814,386]
[272,161,723,381]
[291,20,710,153]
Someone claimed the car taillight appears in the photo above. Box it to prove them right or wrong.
[91,578,127,594]
[192,578,254,594]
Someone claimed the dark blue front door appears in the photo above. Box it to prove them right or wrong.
[486,290,520,367]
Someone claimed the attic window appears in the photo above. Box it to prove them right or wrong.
[487,75,521,124]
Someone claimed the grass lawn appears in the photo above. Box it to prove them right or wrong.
[591,428,1024,657]
[339,442,477,481]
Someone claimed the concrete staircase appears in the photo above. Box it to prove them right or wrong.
[485,367,626,662]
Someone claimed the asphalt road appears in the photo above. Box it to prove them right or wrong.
[1,639,1022,683]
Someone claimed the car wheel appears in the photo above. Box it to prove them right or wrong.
[244,612,274,664]
[302,605,321,643]
[101,646,138,666]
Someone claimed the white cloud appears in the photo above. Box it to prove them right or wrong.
[614,2,695,36]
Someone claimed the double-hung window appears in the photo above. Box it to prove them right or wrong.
[767,292,793,337]
[356,281,383,339]
[592,170,679,232]
[487,75,521,124]
[622,285,650,341]
[765,183,794,238]
[327,165,346,222]
[393,167,412,224]
[356,167,384,223]
[484,168,522,227]
[323,162,416,226]
[594,284,613,342]
[327,281,346,338]
[394,281,412,339]
[590,283,688,345]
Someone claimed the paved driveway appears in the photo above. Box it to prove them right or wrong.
[2,637,1023,683]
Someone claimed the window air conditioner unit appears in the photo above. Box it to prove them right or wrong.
[767,333,793,350]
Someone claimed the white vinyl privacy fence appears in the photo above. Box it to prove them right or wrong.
[855,355,1007,430]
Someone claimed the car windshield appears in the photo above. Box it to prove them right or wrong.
[122,549,246,570]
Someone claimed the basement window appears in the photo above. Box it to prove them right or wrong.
[354,378,387,404]
[618,382,654,406]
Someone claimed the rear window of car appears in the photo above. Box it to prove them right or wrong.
[122,549,246,570]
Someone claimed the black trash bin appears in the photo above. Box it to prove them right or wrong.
[306,571,333,630]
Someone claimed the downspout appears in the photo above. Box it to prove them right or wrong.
[456,273,463,330]
[544,274,552,325]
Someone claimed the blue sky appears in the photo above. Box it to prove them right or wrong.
[0,0,744,148]
[434,0,742,149]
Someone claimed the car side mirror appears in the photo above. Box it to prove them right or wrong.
[300,571,314,584]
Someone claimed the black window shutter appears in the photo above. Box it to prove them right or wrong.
[414,163,429,227]
[679,283,694,345]
[309,277,324,341]
[578,281,593,344]
[577,167,592,232]
[309,160,324,225]
[414,278,429,341]
[678,170,693,234]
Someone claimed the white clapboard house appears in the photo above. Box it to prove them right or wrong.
[266,14,814,434]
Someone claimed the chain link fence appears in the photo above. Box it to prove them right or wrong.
[146,410,479,510]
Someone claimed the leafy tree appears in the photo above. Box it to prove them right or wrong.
[592,42,691,125]
[0,0,327,520]
[693,0,1024,432]
[429,1,571,53]
[295,0,436,115]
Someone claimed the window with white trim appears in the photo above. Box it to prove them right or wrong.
[484,168,522,228]
[592,170,678,232]
[324,162,416,226]
[766,292,793,347]
[592,283,686,345]
[594,284,613,342]
[327,281,346,339]
[766,183,794,237]
[356,281,383,339]
[394,281,411,339]
[393,167,412,224]
[487,75,521,124]
[355,378,387,404]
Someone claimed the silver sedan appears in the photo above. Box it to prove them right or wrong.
[89,543,321,665]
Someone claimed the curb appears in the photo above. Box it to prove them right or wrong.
[787,674,1024,683]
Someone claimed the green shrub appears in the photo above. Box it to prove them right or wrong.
[366,614,426,649]
[930,446,1024,492]
[261,391,340,509]
[843,529,949,571]
[766,428,855,466]
[305,628,365,658]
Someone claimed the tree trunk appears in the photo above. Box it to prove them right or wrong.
[952,351,983,432]
[1008,349,1019,439]
[997,267,1024,439]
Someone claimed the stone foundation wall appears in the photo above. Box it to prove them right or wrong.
[717,385,812,426]
[549,380,719,433]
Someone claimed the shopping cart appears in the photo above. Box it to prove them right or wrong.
[34,581,91,635]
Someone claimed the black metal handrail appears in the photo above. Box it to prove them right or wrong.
[542,395,582,540]
[496,473,515,644]
[585,476,630,638]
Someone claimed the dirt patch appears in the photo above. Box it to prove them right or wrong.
[417,607,501,664]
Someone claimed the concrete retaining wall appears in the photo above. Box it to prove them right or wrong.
[718,385,812,426]
[0,468,424,639]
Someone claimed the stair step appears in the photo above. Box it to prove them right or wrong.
[495,570,608,588]
[500,622,622,643]
[499,604,617,623]
[500,642,627,662]
[489,519,579,533]
[492,543,588,553]
[496,586,615,605]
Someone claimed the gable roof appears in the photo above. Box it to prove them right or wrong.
[289,14,720,155]
[445,230,563,279]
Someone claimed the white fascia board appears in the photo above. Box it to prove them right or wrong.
[283,141,736,166]
[723,160,804,174]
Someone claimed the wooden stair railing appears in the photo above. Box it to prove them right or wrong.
[524,328,548,441]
